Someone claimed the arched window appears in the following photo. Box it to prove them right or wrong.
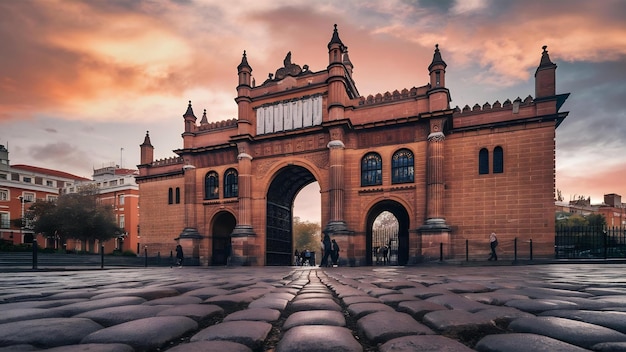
[175,187,181,204]
[361,152,382,186]
[224,168,238,198]
[493,146,504,173]
[168,188,173,204]
[479,148,489,175]
[391,149,414,184]
[205,171,219,199]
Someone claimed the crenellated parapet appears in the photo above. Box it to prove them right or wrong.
[151,156,184,167]
[455,95,534,114]
[358,86,429,106]
[197,118,238,132]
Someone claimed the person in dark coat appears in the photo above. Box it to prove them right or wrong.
[175,244,184,267]
[331,239,340,266]
[320,234,332,267]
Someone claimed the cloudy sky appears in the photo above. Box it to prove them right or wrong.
[1,0,625,222]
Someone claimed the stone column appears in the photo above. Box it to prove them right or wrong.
[324,139,348,234]
[178,163,201,265]
[230,151,256,265]
[426,131,445,224]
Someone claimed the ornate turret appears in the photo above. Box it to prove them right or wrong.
[343,46,353,76]
[427,44,450,111]
[236,51,253,135]
[200,109,208,126]
[183,100,196,133]
[327,24,345,65]
[428,44,447,89]
[237,50,252,88]
[535,45,557,98]
[139,131,154,165]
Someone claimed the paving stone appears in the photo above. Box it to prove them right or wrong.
[290,298,342,312]
[75,304,170,327]
[167,340,253,352]
[51,296,147,316]
[462,292,529,305]
[397,300,448,319]
[263,292,296,301]
[431,282,492,294]
[81,316,197,350]
[332,287,367,298]
[400,286,447,299]
[422,309,495,334]
[223,307,281,322]
[380,335,475,352]
[585,288,626,296]
[249,297,289,310]
[295,292,333,300]
[426,294,490,312]
[377,280,422,290]
[501,287,593,299]
[183,287,231,299]
[190,321,272,350]
[594,295,626,307]
[0,345,36,351]
[472,306,534,324]
[366,287,398,297]
[0,318,103,348]
[342,295,380,305]
[41,343,134,352]
[0,299,86,311]
[357,311,434,344]
[275,325,362,352]
[475,333,590,352]
[204,292,261,308]
[508,316,626,349]
[89,287,180,300]
[283,310,346,330]
[142,294,203,305]
[347,302,395,319]
[504,298,579,313]
[0,308,65,324]
[378,293,420,307]
[539,309,626,334]
[592,342,626,351]
[157,304,224,321]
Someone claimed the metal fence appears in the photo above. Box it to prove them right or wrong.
[555,226,626,259]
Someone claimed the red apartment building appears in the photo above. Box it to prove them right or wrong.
[0,144,89,246]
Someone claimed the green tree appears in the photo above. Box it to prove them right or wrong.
[586,214,606,228]
[293,216,321,256]
[26,184,122,250]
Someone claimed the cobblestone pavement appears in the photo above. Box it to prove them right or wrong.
[2,264,626,351]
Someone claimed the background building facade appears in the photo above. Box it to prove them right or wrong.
[137,26,569,266]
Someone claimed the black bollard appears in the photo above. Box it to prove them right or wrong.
[529,239,533,260]
[465,239,469,262]
[32,239,38,270]
[144,246,148,268]
[514,237,518,262]
[101,244,104,269]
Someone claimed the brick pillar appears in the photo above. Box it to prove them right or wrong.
[324,139,348,234]
[426,131,445,222]
[230,151,257,265]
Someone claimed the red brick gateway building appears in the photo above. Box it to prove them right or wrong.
[137,25,569,266]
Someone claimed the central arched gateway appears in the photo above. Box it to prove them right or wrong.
[266,165,317,265]
[366,200,410,266]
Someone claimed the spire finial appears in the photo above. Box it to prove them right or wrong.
[542,45,547,53]
[435,43,439,50]
[334,23,337,31]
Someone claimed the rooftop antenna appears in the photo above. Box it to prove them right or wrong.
[120,147,124,168]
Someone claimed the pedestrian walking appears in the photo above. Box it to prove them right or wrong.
[488,232,498,261]
[320,234,332,267]
[331,239,340,266]
[175,244,184,267]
